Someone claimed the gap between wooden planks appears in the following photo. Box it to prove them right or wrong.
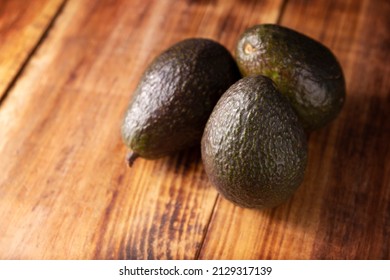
[0,0,67,102]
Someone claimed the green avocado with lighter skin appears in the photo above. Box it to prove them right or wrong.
[201,75,307,209]
[235,24,346,130]
[122,38,240,165]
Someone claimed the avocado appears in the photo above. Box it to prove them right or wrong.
[122,38,240,165]
[201,75,307,209]
[235,24,345,130]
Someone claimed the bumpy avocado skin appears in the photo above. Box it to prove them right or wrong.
[236,24,345,130]
[122,38,240,159]
[201,76,307,209]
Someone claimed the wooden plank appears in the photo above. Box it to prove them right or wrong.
[199,0,390,259]
[0,0,284,259]
[0,0,66,99]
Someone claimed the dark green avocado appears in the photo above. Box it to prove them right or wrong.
[122,38,240,165]
[235,24,346,130]
[201,75,307,209]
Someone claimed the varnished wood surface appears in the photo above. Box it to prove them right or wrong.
[0,0,389,259]
[0,0,66,99]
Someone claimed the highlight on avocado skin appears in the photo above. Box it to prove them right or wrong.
[235,24,346,130]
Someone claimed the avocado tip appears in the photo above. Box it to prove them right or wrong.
[126,152,139,167]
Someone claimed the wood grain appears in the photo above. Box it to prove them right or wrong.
[0,0,66,99]
[199,0,390,259]
[0,0,284,259]
[0,0,388,260]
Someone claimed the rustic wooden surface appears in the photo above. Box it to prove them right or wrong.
[0,0,66,99]
[0,0,388,260]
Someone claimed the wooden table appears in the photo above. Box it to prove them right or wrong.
[0,0,389,260]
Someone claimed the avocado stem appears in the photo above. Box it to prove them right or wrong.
[126,152,139,167]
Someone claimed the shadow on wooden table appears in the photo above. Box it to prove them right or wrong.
[165,146,203,177]
[258,91,390,258]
